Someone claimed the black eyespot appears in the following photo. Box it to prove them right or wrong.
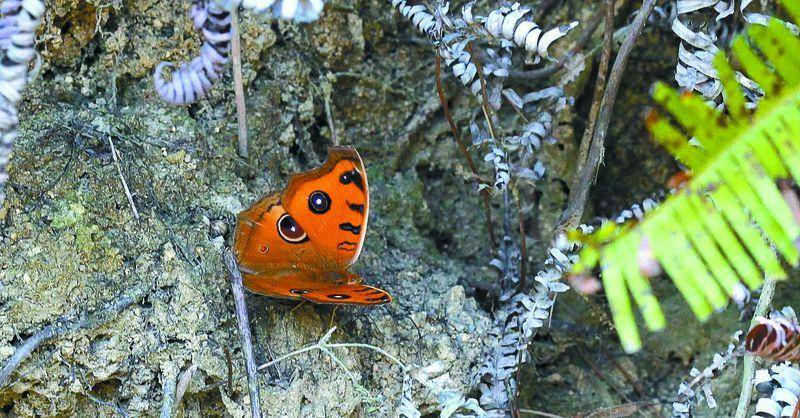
[277,214,307,243]
[308,190,331,214]
[339,169,364,191]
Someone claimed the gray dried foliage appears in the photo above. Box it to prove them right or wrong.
[671,330,744,417]
[747,307,800,418]
[0,0,45,207]
[155,0,327,105]
[672,0,798,107]
[388,0,576,190]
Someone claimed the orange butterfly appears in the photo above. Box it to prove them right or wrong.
[233,146,392,306]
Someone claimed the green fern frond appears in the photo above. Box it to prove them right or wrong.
[571,2,800,353]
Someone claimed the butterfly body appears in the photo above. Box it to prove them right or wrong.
[234,147,392,305]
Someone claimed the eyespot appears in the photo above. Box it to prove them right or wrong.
[308,190,331,214]
[277,214,307,243]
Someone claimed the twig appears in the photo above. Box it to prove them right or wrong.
[572,0,615,181]
[435,53,497,252]
[223,250,262,418]
[515,190,527,290]
[0,286,149,387]
[323,82,339,146]
[258,341,407,373]
[559,0,658,231]
[577,347,632,403]
[201,330,408,392]
[733,276,777,418]
[224,346,234,394]
[467,43,500,141]
[580,401,661,417]
[107,136,139,220]
[519,409,565,418]
[599,344,645,398]
[159,367,177,418]
[231,11,248,158]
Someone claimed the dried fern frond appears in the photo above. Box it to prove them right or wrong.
[571,0,800,353]
[746,307,800,362]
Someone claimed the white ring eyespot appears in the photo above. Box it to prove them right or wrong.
[277,214,308,243]
[308,190,331,214]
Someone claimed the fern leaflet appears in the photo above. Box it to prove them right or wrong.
[571,1,800,352]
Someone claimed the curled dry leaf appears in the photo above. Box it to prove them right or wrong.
[746,316,800,362]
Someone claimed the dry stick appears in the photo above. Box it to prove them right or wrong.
[577,347,632,403]
[580,401,660,417]
[572,0,615,180]
[203,335,408,393]
[515,191,527,290]
[0,286,149,387]
[108,136,139,220]
[223,250,262,418]
[323,85,340,146]
[434,53,497,252]
[468,44,500,143]
[559,0,659,231]
[518,408,565,418]
[733,276,777,418]
[160,369,177,418]
[224,346,235,394]
[598,343,645,398]
[231,11,248,158]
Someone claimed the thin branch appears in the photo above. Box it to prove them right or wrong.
[467,43,500,141]
[599,344,645,398]
[572,0,615,180]
[579,401,660,417]
[231,11,248,158]
[223,250,262,418]
[559,0,658,231]
[515,190,527,290]
[202,335,409,393]
[519,408,565,418]
[435,52,497,252]
[734,276,777,418]
[323,81,340,146]
[577,347,632,403]
[159,369,177,418]
[108,136,139,220]
[0,286,149,387]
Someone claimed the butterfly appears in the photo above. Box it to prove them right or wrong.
[233,146,392,305]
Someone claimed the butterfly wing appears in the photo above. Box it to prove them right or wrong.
[300,283,392,305]
[243,270,392,305]
[234,146,390,305]
[281,146,369,270]
[234,192,320,276]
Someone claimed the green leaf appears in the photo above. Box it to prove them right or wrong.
[571,3,800,352]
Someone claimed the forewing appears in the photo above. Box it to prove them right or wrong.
[282,146,370,270]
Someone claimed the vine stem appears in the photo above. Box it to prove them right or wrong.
[223,250,262,418]
[571,0,615,190]
[733,276,777,418]
[434,52,497,252]
[231,11,249,158]
[559,0,659,231]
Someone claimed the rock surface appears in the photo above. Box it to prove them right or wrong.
[0,0,775,416]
